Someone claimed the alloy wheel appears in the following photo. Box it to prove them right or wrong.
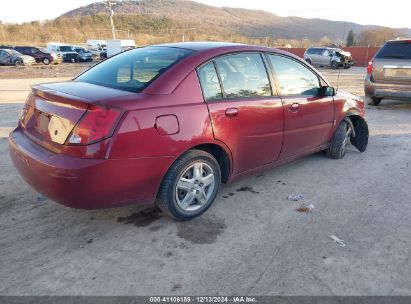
[175,162,215,212]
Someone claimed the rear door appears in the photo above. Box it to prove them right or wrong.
[198,52,284,175]
[311,48,323,65]
[320,49,332,66]
[267,54,334,159]
[0,50,7,64]
[372,41,411,85]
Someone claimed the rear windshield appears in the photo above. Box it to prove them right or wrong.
[76,46,195,92]
[375,41,411,59]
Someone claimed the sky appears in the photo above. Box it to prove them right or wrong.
[0,0,410,29]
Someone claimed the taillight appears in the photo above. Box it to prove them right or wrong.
[67,105,123,145]
[367,60,373,75]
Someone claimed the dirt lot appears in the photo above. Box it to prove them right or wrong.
[0,67,410,296]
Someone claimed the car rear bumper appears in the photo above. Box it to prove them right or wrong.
[9,127,174,209]
[365,76,411,100]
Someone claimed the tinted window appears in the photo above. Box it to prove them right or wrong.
[60,46,74,52]
[77,47,194,92]
[198,62,223,101]
[269,55,321,96]
[315,48,324,55]
[215,53,271,98]
[376,41,411,59]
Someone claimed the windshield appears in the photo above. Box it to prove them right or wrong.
[60,46,74,52]
[9,50,23,56]
[75,48,86,53]
[39,48,51,54]
[76,46,195,93]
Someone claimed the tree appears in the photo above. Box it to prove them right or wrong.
[319,36,333,47]
[357,27,398,46]
[346,29,355,47]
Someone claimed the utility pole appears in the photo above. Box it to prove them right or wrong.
[108,1,116,40]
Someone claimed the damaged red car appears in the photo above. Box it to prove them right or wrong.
[9,42,368,220]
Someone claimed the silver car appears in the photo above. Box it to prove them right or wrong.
[0,49,36,66]
[304,47,354,69]
[365,39,411,105]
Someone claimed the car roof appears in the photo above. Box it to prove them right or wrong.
[386,38,411,43]
[144,41,322,94]
[151,41,244,52]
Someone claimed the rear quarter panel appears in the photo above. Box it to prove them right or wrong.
[109,70,217,160]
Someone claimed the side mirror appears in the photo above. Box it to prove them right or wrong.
[322,86,335,97]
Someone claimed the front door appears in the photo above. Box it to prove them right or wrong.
[197,53,284,175]
[267,54,334,159]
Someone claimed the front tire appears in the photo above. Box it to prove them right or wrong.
[331,61,339,69]
[42,58,50,65]
[156,150,221,221]
[14,60,23,67]
[325,119,352,159]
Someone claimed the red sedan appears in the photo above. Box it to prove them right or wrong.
[9,42,369,220]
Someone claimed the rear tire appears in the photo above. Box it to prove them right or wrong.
[155,149,221,221]
[325,120,352,159]
[305,59,312,65]
[331,61,339,69]
[366,96,382,106]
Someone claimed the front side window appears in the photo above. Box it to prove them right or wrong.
[214,53,271,98]
[269,55,321,96]
[197,62,223,101]
[76,47,194,92]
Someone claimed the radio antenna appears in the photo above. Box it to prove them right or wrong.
[336,21,347,92]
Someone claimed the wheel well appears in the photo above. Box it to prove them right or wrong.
[192,144,231,183]
[347,114,365,125]
[346,114,369,152]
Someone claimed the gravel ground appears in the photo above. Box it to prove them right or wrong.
[0,67,410,296]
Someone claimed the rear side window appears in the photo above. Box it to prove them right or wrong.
[269,55,321,96]
[376,42,411,59]
[214,53,271,98]
[197,62,223,101]
[77,47,194,92]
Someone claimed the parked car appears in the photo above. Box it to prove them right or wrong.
[106,39,136,57]
[86,39,106,57]
[0,49,36,66]
[365,39,411,105]
[47,43,79,63]
[0,44,13,49]
[304,47,355,69]
[14,46,62,65]
[9,42,369,220]
[73,46,93,62]
[100,50,107,60]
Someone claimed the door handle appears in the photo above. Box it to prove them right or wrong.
[289,103,300,112]
[225,107,238,118]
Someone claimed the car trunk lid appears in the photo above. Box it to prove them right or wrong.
[20,81,130,149]
[371,41,411,85]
